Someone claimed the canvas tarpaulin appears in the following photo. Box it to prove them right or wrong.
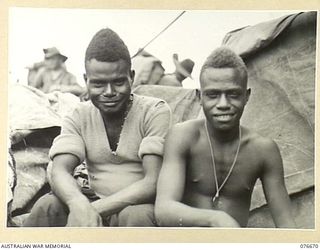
[9,84,80,213]
[134,85,201,124]
[9,84,80,144]
[222,11,316,209]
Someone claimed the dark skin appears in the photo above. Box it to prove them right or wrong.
[85,58,134,151]
[49,58,162,226]
[155,67,296,228]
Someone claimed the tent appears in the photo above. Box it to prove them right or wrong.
[222,11,316,228]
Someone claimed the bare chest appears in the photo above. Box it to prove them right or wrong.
[103,120,125,152]
[186,139,262,199]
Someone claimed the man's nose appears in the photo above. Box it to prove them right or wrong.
[216,94,230,109]
[102,83,115,96]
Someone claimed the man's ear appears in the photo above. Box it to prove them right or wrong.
[199,89,203,106]
[246,88,251,103]
[130,70,135,84]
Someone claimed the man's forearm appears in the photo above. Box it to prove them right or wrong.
[275,215,296,228]
[267,186,296,228]
[48,158,103,227]
[91,178,156,217]
[155,200,237,227]
[50,167,90,208]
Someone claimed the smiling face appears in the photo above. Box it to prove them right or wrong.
[200,67,250,131]
[85,58,134,116]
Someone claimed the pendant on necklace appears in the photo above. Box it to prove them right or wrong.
[212,193,219,205]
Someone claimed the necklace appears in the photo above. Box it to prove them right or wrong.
[204,121,241,205]
[109,94,134,156]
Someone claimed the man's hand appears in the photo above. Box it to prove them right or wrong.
[209,211,240,228]
[67,200,103,227]
[87,154,163,218]
[50,154,103,227]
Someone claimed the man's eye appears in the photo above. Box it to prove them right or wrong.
[113,79,126,86]
[206,92,219,98]
[90,83,102,87]
[228,92,241,98]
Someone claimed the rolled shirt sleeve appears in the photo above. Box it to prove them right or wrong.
[138,100,172,159]
[49,108,86,163]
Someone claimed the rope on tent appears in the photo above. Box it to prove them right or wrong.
[131,11,186,59]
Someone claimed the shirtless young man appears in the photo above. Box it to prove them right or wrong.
[155,47,296,228]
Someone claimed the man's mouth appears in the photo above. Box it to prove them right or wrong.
[213,113,235,122]
[98,100,120,107]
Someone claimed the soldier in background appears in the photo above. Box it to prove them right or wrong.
[158,54,194,87]
[30,47,84,97]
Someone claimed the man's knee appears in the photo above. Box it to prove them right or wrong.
[23,193,68,227]
[33,193,66,214]
[118,204,156,227]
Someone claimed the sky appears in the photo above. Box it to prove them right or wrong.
[9,8,298,89]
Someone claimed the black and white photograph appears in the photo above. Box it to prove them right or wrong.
[7,8,316,230]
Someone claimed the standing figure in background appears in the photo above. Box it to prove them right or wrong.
[158,54,194,87]
[30,47,84,96]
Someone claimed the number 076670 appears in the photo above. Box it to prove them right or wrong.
[300,244,319,249]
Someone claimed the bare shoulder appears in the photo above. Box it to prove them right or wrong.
[171,119,203,138]
[243,127,281,162]
[244,128,278,150]
[166,119,204,151]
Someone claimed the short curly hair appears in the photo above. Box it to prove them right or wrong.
[85,28,131,70]
[200,46,248,85]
